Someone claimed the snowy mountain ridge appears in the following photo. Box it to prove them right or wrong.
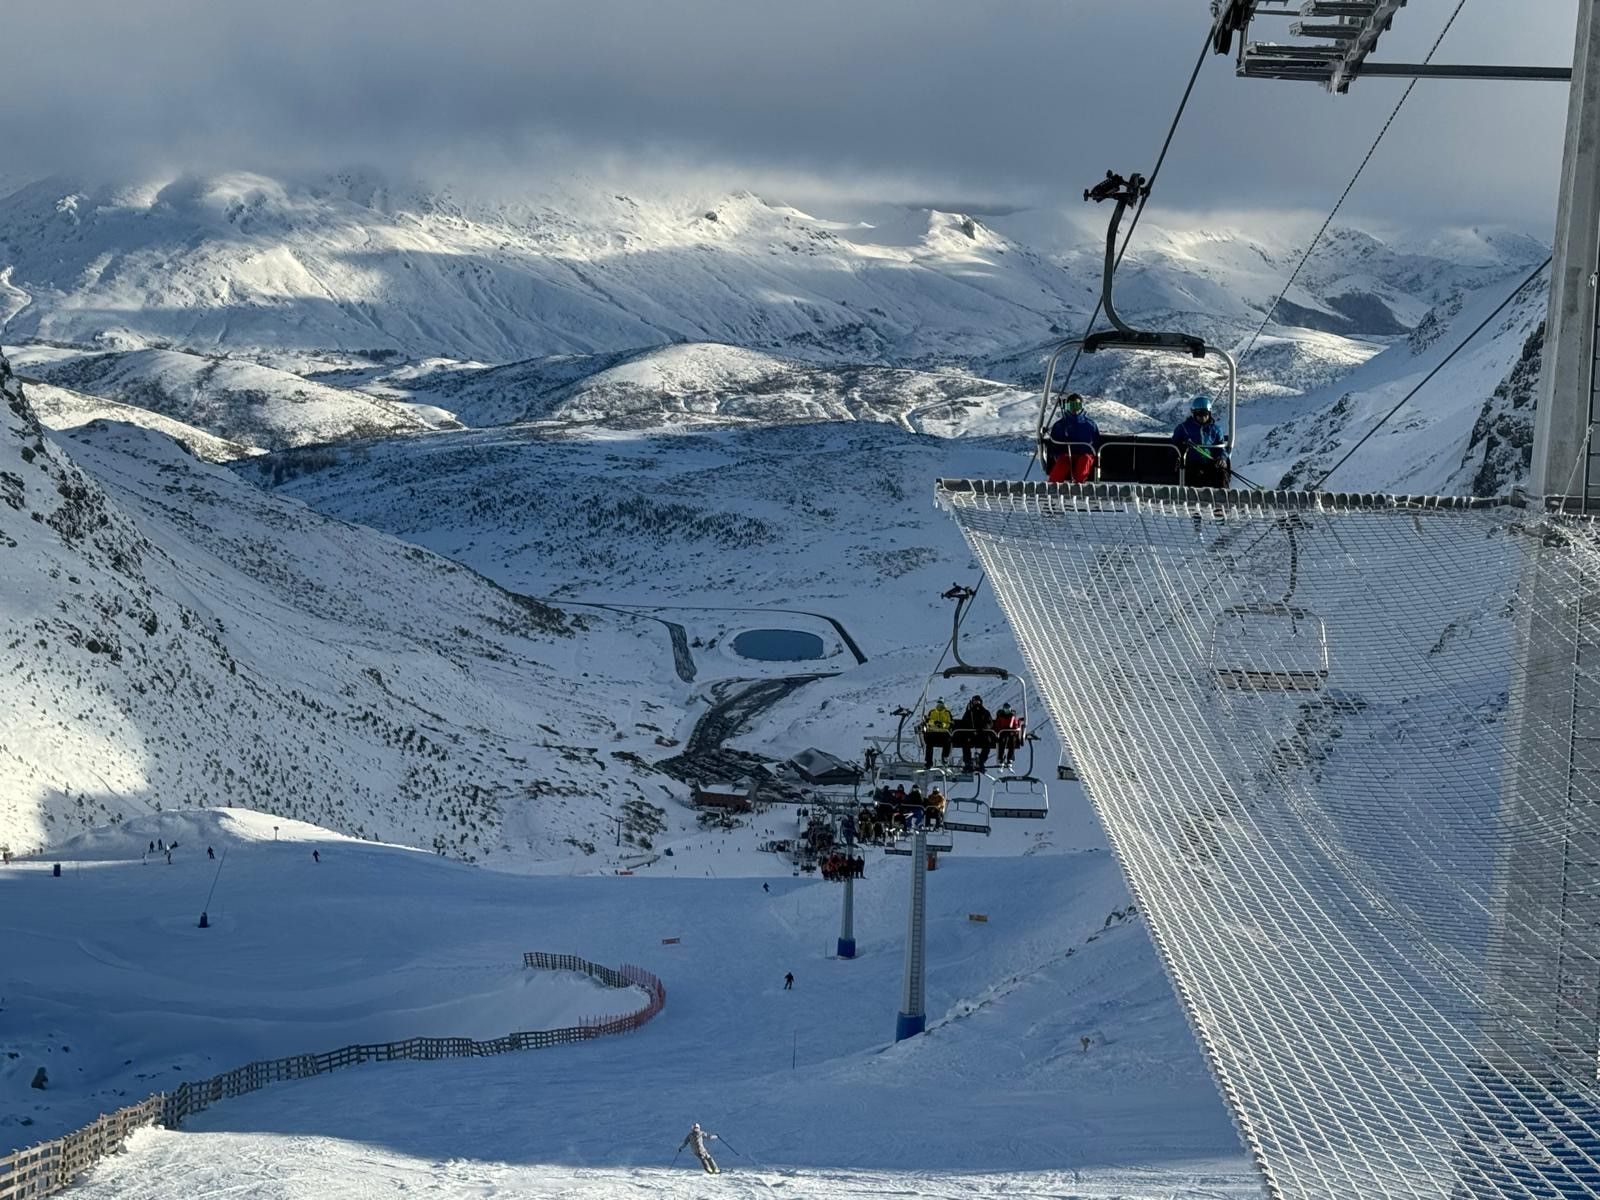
[0,170,1546,370]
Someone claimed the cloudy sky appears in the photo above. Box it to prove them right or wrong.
[2,0,1582,230]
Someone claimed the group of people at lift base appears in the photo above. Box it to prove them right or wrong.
[919,696,1024,772]
[1045,392,1229,485]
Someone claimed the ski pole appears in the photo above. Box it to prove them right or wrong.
[671,1146,684,1167]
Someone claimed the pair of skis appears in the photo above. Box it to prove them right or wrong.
[674,1133,755,1175]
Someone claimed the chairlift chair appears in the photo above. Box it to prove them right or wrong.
[989,773,1050,820]
[882,817,955,856]
[988,687,1051,820]
[1210,602,1330,693]
[1037,171,1239,489]
[940,796,991,835]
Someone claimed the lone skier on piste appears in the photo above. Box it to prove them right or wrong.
[679,1122,720,1174]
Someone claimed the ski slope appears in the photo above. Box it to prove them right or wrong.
[1,807,1260,1199]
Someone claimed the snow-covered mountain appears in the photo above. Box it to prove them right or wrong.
[0,351,690,858]
[0,168,1563,858]
[10,345,448,451]
[1239,266,1550,494]
[0,171,1545,372]
[361,342,1034,431]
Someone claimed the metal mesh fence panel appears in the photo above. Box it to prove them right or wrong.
[937,481,1600,1200]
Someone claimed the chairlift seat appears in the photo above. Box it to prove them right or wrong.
[941,799,991,835]
[990,775,1050,819]
[1210,603,1329,695]
[884,831,955,855]
[1215,667,1330,692]
[1087,437,1233,488]
[1095,436,1186,486]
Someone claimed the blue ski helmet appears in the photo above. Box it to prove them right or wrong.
[1190,394,1213,413]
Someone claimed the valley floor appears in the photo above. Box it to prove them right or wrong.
[2,809,1260,1199]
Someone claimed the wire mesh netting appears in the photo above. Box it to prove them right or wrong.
[937,481,1600,1200]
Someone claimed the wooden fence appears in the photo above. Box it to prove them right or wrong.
[0,953,665,1200]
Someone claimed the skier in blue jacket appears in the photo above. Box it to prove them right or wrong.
[1172,395,1229,486]
[1046,393,1101,483]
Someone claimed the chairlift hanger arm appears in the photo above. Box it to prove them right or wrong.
[1082,170,1209,357]
[939,583,1009,680]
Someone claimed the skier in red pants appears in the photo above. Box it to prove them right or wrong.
[1045,393,1100,484]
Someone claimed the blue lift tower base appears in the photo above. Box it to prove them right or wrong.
[895,1011,926,1040]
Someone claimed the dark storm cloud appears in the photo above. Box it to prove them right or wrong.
[1,0,1581,226]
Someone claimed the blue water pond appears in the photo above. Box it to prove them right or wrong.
[732,628,826,662]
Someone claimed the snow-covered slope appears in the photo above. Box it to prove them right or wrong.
[1236,268,1549,494]
[0,174,1076,363]
[11,345,445,452]
[0,351,686,858]
[20,378,256,463]
[2,807,1256,1200]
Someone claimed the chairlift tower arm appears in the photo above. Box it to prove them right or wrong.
[1215,1,1571,91]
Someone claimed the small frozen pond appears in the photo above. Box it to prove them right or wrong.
[732,628,826,661]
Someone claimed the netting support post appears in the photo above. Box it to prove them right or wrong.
[838,866,857,959]
[1533,0,1600,504]
[895,826,927,1041]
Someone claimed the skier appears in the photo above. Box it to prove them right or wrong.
[679,1122,720,1174]
[921,699,954,769]
[1172,395,1230,487]
[207,846,215,860]
[312,849,320,863]
[993,704,1024,770]
[1045,393,1100,484]
[784,971,794,990]
[763,882,770,893]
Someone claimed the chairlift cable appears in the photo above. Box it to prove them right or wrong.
[1236,0,1471,367]
[897,18,1215,760]
[1314,254,1550,489]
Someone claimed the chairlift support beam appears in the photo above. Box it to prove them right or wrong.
[1215,1,1570,92]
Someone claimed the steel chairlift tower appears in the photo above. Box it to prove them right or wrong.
[1207,4,1600,1197]
[875,586,1055,1041]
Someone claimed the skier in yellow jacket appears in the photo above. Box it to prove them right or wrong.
[921,700,953,769]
